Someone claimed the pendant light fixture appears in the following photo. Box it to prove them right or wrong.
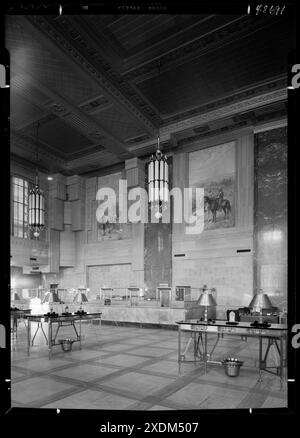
[147,61,169,218]
[29,122,45,239]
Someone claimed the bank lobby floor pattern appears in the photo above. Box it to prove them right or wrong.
[11,324,287,411]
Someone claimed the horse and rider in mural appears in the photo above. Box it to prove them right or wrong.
[204,188,231,223]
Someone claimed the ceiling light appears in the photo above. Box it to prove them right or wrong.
[148,137,169,217]
[147,60,169,218]
[29,122,45,239]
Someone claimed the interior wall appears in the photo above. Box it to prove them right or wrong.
[10,266,42,297]
[172,132,254,317]
[254,126,287,309]
[11,125,287,308]
[87,264,135,297]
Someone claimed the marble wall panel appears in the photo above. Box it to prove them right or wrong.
[254,126,287,308]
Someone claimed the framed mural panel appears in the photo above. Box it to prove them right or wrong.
[96,172,132,241]
[187,141,236,231]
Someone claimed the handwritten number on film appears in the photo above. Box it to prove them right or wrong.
[256,5,285,15]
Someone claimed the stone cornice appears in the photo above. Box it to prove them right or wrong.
[127,86,287,152]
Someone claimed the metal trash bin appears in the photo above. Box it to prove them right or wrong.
[222,358,243,377]
[59,339,75,352]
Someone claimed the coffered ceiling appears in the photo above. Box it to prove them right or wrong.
[6,13,291,175]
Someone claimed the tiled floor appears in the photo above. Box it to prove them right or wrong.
[10,322,287,410]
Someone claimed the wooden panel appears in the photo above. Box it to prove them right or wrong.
[11,236,49,267]
[48,229,60,273]
[60,231,75,267]
[49,198,64,230]
[126,167,144,188]
[85,177,97,232]
[64,201,72,225]
[66,175,81,185]
[125,157,145,188]
[48,175,66,200]
[87,264,134,295]
[74,231,86,269]
[68,180,85,201]
[71,199,85,231]
[84,239,132,266]
[131,222,144,271]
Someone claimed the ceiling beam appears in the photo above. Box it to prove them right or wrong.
[25,15,158,136]
[11,130,68,173]
[11,63,133,161]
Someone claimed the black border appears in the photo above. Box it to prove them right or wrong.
[1,0,299,431]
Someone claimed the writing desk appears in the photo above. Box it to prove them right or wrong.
[176,320,287,383]
[24,313,102,359]
[11,309,31,340]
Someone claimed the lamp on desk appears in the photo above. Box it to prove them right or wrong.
[248,290,273,323]
[42,284,61,304]
[197,288,217,322]
[73,288,88,304]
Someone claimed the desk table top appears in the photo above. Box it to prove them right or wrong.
[24,312,102,322]
[177,319,287,332]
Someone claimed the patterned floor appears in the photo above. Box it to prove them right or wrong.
[10,322,287,410]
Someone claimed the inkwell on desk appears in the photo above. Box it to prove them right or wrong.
[62,305,72,316]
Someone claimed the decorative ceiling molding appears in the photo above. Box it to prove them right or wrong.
[162,77,287,124]
[66,150,123,175]
[26,15,159,134]
[177,109,287,147]
[127,85,287,153]
[11,130,67,172]
[11,67,130,161]
[164,87,287,136]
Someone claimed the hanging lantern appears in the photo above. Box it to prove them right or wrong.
[147,136,168,216]
[29,122,45,239]
[29,175,45,238]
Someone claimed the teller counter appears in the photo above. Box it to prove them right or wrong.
[40,302,187,326]
[18,298,209,327]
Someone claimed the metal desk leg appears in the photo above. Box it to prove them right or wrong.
[79,318,82,350]
[279,336,284,389]
[27,320,31,356]
[178,326,182,374]
[258,336,263,382]
[204,332,208,374]
[193,332,198,360]
[48,321,52,360]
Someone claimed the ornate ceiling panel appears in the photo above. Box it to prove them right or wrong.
[6,12,291,175]
[10,92,48,130]
[136,18,289,117]
[20,116,94,153]
[6,15,98,105]
[91,104,149,142]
